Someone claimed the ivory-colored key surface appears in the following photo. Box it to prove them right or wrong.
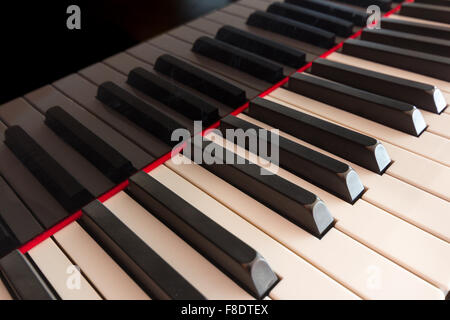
[327,52,450,116]
[27,238,102,300]
[0,279,12,300]
[103,192,255,300]
[144,165,359,300]
[390,14,450,29]
[421,111,450,139]
[53,222,150,300]
[268,89,450,168]
[262,96,450,242]
[238,112,450,241]
[203,132,450,294]
[166,154,443,299]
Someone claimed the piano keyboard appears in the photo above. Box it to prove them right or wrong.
[0,0,449,300]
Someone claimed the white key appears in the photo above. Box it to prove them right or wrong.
[53,222,150,300]
[421,111,450,139]
[268,89,450,168]
[204,132,450,295]
[27,238,101,300]
[390,14,450,29]
[146,165,359,300]
[166,149,443,299]
[103,192,255,300]
[238,112,450,241]
[0,279,12,300]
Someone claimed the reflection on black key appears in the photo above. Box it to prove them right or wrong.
[154,54,247,108]
[246,10,335,49]
[129,172,279,298]
[192,36,285,83]
[219,115,364,203]
[0,250,57,300]
[215,25,306,68]
[415,0,450,6]
[97,82,185,147]
[81,200,205,300]
[400,2,450,24]
[361,29,450,58]
[332,0,392,11]
[45,106,136,183]
[0,219,18,258]
[247,98,391,174]
[288,73,427,136]
[267,2,354,37]
[183,140,334,238]
[311,58,447,114]
[285,0,369,26]
[4,126,94,213]
[342,39,450,82]
[127,68,220,125]
[381,18,450,41]
[0,176,43,245]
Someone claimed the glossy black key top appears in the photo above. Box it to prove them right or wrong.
[415,0,450,6]
[247,97,391,174]
[0,219,18,258]
[311,58,447,114]
[0,250,57,300]
[285,0,369,26]
[381,18,450,41]
[81,200,205,300]
[332,0,392,11]
[215,25,306,68]
[267,2,354,37]
[154,54,247,108]
[288,73,427,136]
[361,29,450,58]
[192,36,285,83]
[0,176,43,245]
[246,10,335,49]
[400,2,450,24]
[129,172,279,298]
[45,106,136,184]
[342,39,450,82]
[97,82,185,147]
[127,68,220,125]
[183,140,334,238]
[219,115,364,203]
[4,126,94,213]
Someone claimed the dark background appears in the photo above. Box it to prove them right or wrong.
[0,0,236,104]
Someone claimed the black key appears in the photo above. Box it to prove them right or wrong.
[192,36,285,83]
[0,250,57,300]
[0,219,18,258]
[127,68,220,125]
[97,82,185,147]
[381,17,450,41]
[415,0,450,6]
[0,176,43,245]
[311,58,447,114]
[129,172,279,298]
[81,200,205,300]
[45,106,136,184]
[4,126,94,214]
[288,73,427,136]
[361,29,450,58]
[215,25,306,68]
[332,0,392,12]
[285,0,369,26]
[400,2,450,24]
[154,54,248,108]
[219,115,364,203]
[182,140,334,238]
[246,10,335,49]
[246,97,391,174]
[267,2,354,37]
[342,39,450,82]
